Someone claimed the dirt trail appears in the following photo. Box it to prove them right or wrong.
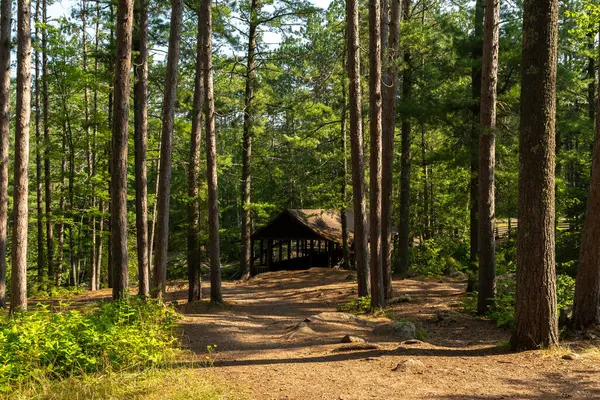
[178,269,600,400]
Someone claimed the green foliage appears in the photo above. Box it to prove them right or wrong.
[464,274,577,329]
[336,296,371,314]
[0,298,179,393]
[408,238,469,277]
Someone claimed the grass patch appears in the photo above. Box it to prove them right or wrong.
[0,297,180,394]
[7,367,244,400]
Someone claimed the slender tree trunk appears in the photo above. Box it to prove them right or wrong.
[96,200,103,289]
[92,0,100,288]
[397,0,411,275]
[340,71,351,268]
[111,0,134,300]
[467,0,484,293]
[201,0,223,303]
[381,0,400,300]
[107,1,114,290]
[0,0,10,308]
[188,5,204,301]
[369,0,384,309]
[133,0,149,297]
[572,38,600,330]
[153,0,183,298]
[347,0,369,297]
[421,124,430,240]
[10,0,32,313]
[476,0,499,315]
[35,0,45,283]
[510,0,559,350]
[57,135,66,286]
[148,143,160,276]
[241,0,259,281]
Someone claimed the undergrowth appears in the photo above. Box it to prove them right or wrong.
[0,297,179,394]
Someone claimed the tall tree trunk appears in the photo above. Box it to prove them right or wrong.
[153,0,183,298]
[133,0,149,297]
[201,0,223,303]
[0,0,10,308]
[467,0,484,293]
[148,143,160,276]
[421,125,429,240]
[381,0,400,300]
[110,0,134,300]
[397,0,411,275]
[57,134,66,286]
[369,0,384,309]
[347,0,369,297]
[35,0,44,283]
[510,0,559,350]
[241,0,259,281]
[10,0,32,313]
[572,38,600,330]
[476,0,499,315]
[340,71,350,268]
[188,5,204,302]
[43,0,53,281]
[107,0,114,290]
[92,0,100,288]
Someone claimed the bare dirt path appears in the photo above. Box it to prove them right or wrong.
[178,269,600,400]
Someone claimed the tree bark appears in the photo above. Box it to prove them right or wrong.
[467,0,483,293]
[572,37,600,330]
[111,0,134,300]
[347,0,369,297]
[133,0,149,297]
[10,0,32,313]
[476,0,499,315]
[0,0,10,308]
[240,0,259,281]
[381,0,400,300]
[201,0,223,303]
[153,0,183,298]
[35,0,44,283]
[188,4,204,302]
[57,134,66,286]
[340,70,350,268]
[396,0,411,275]
[510,0,559,350]
[369,0,384,309]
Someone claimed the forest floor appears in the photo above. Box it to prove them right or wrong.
[63,269,600,399]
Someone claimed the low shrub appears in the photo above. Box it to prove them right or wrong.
[0,297,179,393]
[336,296,371,314]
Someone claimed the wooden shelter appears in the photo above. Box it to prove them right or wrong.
[250,209,356,275]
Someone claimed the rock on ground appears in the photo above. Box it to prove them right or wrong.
[372,321,416,340]
[341,334,366,343]
[392,359,426,373]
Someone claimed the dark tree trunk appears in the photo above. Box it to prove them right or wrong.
[43,0,53,281]
[396,0,411,275]
[57,135,66,287]
[572,38,600,330]
[467,0,483,293]
[110,0,134,300]
[241,0,259,281]
[510,0,559,350]
[10,0,32,313]
[201,0,223,303]
[476,0,499,315]
[381,0,400,300]
[347,0,369,297]
[188,4,204,302]
[369,0,384,309]
[0,0,10,308]
[133,0,149,297]
[153,0,183,298]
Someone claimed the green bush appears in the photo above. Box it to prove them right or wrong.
[337,296,371,314]
[409,239,445,276]
[0,298,179,393]
[466,273,577,329]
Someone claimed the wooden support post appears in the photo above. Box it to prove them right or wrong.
[287,240,291,260]
[327,240,331,268]
[260,240,264,265]
[251,239,255,274]
[296,240,300,258]
[309,240,314,268]
[267,239,273,271]
[278,240,283,261]
[318,240,321,253]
